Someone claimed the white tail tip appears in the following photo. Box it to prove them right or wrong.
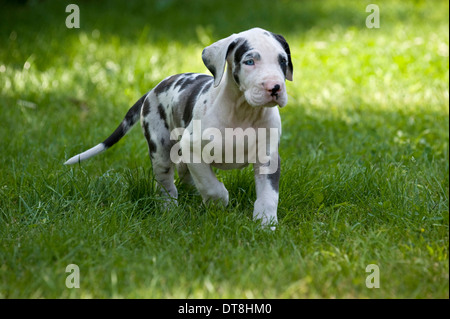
[64,143,106,165]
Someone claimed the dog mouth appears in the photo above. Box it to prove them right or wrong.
[244,86,286,107]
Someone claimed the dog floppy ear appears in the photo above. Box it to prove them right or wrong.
[271,33,293,81]
[202,34,240,87]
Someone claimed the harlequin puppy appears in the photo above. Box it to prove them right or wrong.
[65,28,293,228]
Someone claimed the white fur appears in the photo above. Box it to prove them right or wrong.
[64,143,106,165]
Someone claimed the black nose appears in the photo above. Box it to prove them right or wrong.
[271,84,281,96]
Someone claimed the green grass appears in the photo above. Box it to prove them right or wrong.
[0,0,448,298]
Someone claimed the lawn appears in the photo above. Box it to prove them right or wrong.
[0,0,448,299]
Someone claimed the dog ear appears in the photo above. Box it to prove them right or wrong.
[202,34,240,87]
[271,33,293,81]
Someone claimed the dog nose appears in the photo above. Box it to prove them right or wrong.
[270,84,281,96]
[263,81,282,96]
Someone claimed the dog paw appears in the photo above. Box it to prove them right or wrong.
[253,200,278,230]
[202,183,229,207]
[161,196,178,210]
[253,214,278,231]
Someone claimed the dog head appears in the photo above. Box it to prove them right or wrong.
[202,28,293,107]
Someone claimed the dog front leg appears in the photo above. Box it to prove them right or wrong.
[187,162,229,206]
[253,153,280,229]
[180,124,229,206]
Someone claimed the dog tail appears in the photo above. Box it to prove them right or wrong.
[64,93,148,165]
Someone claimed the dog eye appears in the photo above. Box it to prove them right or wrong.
[243,59,255,66]
[280,57,287,65]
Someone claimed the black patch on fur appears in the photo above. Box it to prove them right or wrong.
[183,76,213,125]
[154,74,184,95]
[234,40,252,65]
[179,76,197,91]
[176,78,186,89]
[143,125,157,157]
[226,39,239,59]
[278,54,288,78]
[174,73,194,90]
[149,140,157,157]
[267,154,281,192]
[200,80,213,95]
[174,77,185,88]
[142,99,151,118]
[233,40,251,86]
[102,93,148,149]
[157,103,169,130]
[271,33,293,78]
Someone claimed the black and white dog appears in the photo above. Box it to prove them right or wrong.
[65,28,293,228]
